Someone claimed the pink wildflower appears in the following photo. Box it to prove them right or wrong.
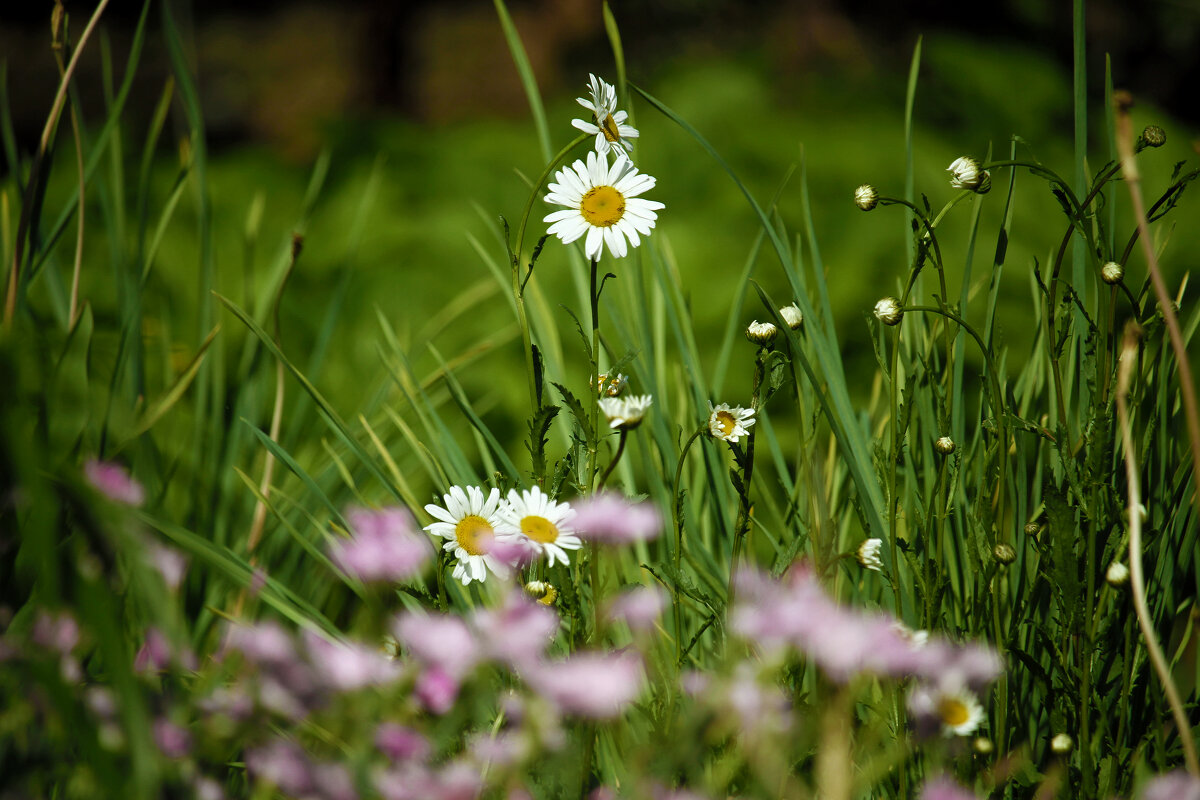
[920,776,980,800]
[146,542,188,590]
[415,666,459,714]
[472,591,559,670]
[393,613,479,680]
[302,630,402,691]
[375,723,430,762]
[153,718,191,759]
[331,507,431,583]
[246,740,313,795]
[524,651,644,719]
[84,459,145,506]
[1141,772,1200,800]
[606,585,667,633]
[570,492,663,544]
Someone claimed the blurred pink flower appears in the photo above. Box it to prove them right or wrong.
[134,628,172,673]
[376,761,482,800]
[525,651,644,719]
[146,542,188,590]
[302,630,402,691]
[393,613,479,680]
[32,611,80,654]
[84,459,145,506]
[571,493,663,544]
[606,585,667,633]
[1141,772,1200,800]
[376,723,430,762]
[331,507,431,583]
[246,740,313,795]
[920,776,979,800]
[472,591,559,670]
[415,666,459,714]
[223,620,296,665]
[153,718,191,759]
[311,762,357,800]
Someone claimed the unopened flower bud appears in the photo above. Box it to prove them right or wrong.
[976,170,993,194]
[994,543,1016,565]
[1050,733,1073,754]
[935,435,956,455]
[779,303,803,330]
[594,372,628,397]
[948,157,987,192]
[855,184,879,211]
[873,297,903,326]
[1141,125,1166,148]
[745,320,778,345]
[856,538,884,573]
[1101,261,1124,285]
[1106,561,1130,587]
[1024,522,1041,537]
[973,737,994,755]
[524,581,558,606]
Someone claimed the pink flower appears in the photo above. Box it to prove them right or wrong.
[84,459,145,506]
[32,611,79,654]
[302,630,402,691]
[570,493,663,544]
[415,666,459,714]
[472,592,559,670]
[920,776,980,800]
[146,542,188,590]
[1141,772,1200,800]
[393,613,479,680]
[246,740,313,795]
[606,585,667,633]
[134,628,172,673]
[223,621,296,665]
[375,723,430,762]
[524,651,644,719]
[331,507,432,583]
[153,718,191,759]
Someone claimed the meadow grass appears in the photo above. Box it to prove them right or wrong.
[1,2,1198,798]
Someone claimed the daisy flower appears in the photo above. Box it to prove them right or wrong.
[423,486,512,585]
[571,73,639,159]
[498,486,582,567]
[708,403,755,443]
[909,683,985,737]
[544,151,664,261]
[599,394,653,430]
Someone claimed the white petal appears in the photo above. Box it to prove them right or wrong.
[585,226,604,261]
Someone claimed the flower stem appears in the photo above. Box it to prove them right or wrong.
[671,424,706,666]
[588,258,602,492]
[597,430,627,490]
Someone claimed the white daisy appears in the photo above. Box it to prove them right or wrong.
[932,685,985,737]
[423,485,512,585]
[571,73,639,159]
[498,487,582,568]
[856,538,884,573]
[707,403,755,443]
[599,394,653,430]
[544,151,664,261]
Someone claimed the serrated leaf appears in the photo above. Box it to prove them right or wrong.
[552,381,595,447]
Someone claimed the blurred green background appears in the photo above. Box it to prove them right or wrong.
[5,0,1198,452]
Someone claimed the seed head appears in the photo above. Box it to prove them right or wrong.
[1101,261,1124,285]
[935,435,956,455]
[854,184,879,211]
[1140,125,1166,148]
[745,320,778,345]
[993,543,1016,566]
[1023,522,1041,537]
[873,297,903,326]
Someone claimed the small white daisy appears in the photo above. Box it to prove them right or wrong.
[856,538,884,572]
[571,74,639,159]
[544,151,664,261]
[423,485,512,585]
[599,394,653,430]
[707,403,755,443]
[934,685,985,737]
[499,487,582,568]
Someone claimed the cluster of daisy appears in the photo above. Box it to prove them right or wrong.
[544,75,664,262]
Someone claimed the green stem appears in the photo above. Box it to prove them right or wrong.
[672,424,707,666]
[597,430,627,490]
[587,258,602,491]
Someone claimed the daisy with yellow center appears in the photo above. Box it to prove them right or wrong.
[571,74,639,159]
[499,487,582,568]
[707,403,756,444]
[599,394,653,430]
[933,686,985,737]
[544,151,664,261]
[423,485,512,585]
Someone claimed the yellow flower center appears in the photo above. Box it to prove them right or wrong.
[938,697,971,727]
[599,112,621,143]
[580,186,625,228]
[521,515,559,544]
[455,514,494,556]
[716,410,737,437]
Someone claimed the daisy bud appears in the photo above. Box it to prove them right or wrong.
[976,170,993,194]
[973,737,994,755]
[1105,561,1130,587]
[874,297,903,326]
[947,157,986,192]
[993,543,1016,565]
[524,581,559,606]
[593,372,628,397]
[856,538,884,573]
[935,435,956,455]
[1140,125,1166,148]
[1101,261,1124,285]
[1023,522,1041,537]
[779,303,804,330]
[599,394,653,431]
[745,320,778,345]
[1050,732,1073,754]
[854,184,879,211]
